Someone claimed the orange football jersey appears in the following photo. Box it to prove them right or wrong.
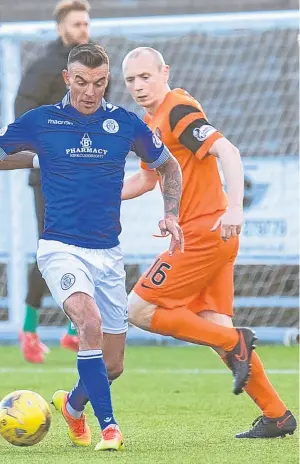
[141,88,227,225]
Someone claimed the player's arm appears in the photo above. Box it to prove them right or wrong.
[0,114,37,165]
[131,113,184,254]
[155,155,182,221]
[169,103,243,240]
[121,168,158,200]
[0,152,39,170]
[209,138,243,239]
[151,153,184,255]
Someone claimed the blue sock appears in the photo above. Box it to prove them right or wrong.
[77,349,117,430]
[67,378,89,416]
[67,378,113,418]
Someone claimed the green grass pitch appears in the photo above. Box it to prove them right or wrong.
[0,345,298,464]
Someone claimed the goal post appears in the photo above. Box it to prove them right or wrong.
[0,11,298,344]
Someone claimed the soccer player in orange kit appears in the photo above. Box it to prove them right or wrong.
[122,47,296,438]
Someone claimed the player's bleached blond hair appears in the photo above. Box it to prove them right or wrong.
[122,47,166,70]
[54,0,90,24]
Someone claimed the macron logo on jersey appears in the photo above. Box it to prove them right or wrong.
[66,133,108,158]
[48,119,73,125]
[106,103,118,112]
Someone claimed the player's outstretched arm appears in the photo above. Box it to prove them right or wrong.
[156,154,184,255]
[130,112,183,252]
[0,152,38,170]
[209,137,244,240]
[121,169,158,200]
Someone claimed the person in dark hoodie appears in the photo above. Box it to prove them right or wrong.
[15,0,91,363]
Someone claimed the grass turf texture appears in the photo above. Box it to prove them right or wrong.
[0,345,298,464]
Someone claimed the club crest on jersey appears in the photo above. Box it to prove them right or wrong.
[61,273,75,290]
[103,119,119,134]
[193,125,217,142]
[0,126,8,136]
[65,133,108,158]
[152,133,163,148]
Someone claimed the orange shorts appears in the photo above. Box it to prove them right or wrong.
[134,211,239,317]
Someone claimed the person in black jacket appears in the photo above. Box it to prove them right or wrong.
[15,0,92,363]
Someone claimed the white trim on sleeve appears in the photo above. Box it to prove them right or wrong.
[0,147,7,161]
[146,146,171,169]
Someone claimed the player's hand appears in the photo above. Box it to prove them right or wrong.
[210,206,243,241]
[158,214,184,255]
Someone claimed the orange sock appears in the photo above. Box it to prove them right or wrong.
[221,351,287,418]
[150,307,239,351]
[244,351,287,418]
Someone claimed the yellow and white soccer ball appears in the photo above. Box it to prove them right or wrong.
[0,390,51,446]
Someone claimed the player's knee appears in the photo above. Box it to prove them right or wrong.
[128,304,154,330]
[128,304,140,325]
[128,291,155,330]
[200,310,233,328]
[80,306,102,343]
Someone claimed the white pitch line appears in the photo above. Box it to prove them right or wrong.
[0,367,298,375]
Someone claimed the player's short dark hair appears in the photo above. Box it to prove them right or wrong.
[68,44,109,68]
[54,0,90,24]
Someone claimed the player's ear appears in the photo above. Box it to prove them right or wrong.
[62,69,70,88]
[163,65,170,84]
[57,22,64,40]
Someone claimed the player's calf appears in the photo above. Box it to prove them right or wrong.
[102,332,126,381]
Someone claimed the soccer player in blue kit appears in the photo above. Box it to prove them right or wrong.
[0,44,184,451]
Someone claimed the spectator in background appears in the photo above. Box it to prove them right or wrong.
[15,0,92,363]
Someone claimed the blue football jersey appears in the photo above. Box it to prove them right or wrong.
[0,95,170,248]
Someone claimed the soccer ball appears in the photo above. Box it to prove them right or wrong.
[0,390,51,446]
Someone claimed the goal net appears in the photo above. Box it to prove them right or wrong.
[0,12,298,343]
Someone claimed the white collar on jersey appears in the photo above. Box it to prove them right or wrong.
[61,92,107,111]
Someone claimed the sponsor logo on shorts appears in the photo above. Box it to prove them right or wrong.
[193,125,217,142]
[61,273,76,290]
[103,119,119,133]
